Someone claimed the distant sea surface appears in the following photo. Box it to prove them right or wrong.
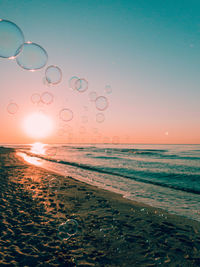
[3,144,200,222]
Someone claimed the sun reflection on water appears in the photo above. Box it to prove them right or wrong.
[17,152,42,166]
[30,142,46,155]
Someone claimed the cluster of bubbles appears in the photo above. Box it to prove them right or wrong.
[0,19,63,115]
[68,76,88,92]
[31,91,54,105]
[0,20,48,70]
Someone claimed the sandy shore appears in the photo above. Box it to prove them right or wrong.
[0,147,200,266]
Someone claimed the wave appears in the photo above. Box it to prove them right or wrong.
[24,151,200,195]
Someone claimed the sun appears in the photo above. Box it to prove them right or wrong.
[23,112,54,139]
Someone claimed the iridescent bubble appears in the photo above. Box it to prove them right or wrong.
[41,91,54,105]
[95,96,109,111]
[16,42,48,71]
[0,19,24,59]
[31,93,41,104]
[75,78,88,92]
[89,91,97,102]
[105,85,112,94]
[69,76,79,90]
[96,113,105,123]
[57,219,78,241]
[59,108,73,122]
[7,102,19,114]
[45,65,62,85]
[49,178,60,191]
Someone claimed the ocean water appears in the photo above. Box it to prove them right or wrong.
[4,143,200,222]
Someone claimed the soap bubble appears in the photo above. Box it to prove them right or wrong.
[45,65,62,85]
[31,93,41,104]
[16,42,48,71]
[49,178,60,191]
[105,85,112,94]
[69,76,79,90]
[41,91,54,105]
[0,19,24,59]
[75,78,88,92]
[57,219,78,241]
[96,113,105,123]
[89,91,97,102]
[59,108,73,122]
[95,96,109,111]
[7,102,19,114]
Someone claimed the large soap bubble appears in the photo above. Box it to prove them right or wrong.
[41,91,54,105]
[7,102,19,114]
[0,19,24,59]
[57,219,78,241]
[59,108,73,122]
[75,78,88,92]
[45,65,62,85]
[95,96,109,111]
[16,42,48,71]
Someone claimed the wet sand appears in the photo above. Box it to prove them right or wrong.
[0,147,200,266]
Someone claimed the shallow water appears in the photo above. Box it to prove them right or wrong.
[5,143,200,222]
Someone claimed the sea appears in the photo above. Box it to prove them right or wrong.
[3,143,200,222]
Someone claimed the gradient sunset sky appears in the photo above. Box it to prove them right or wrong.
[0,0,200,144]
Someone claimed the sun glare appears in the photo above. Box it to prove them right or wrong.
[23,112,53,139]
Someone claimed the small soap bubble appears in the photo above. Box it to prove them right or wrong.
[105,84,112,94]
[45,65,62,85]
[31,93,41,104]
[89,91,97,101]
[69,76,79,90]
[96,113,105,123]
[7,102,19,114]
[57,219,78,241]
[75,78,88,92]
[0,19,24,59]
[16,42,48,71]
[59,108,73,122]
[41,91,54,105]
[49,178,60,191]
[95,96,109,111]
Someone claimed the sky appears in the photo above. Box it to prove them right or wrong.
[0,0,200,144]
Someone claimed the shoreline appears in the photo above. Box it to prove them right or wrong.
[0,147,200,266]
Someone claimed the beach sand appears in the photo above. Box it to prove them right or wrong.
[0,147,200,266]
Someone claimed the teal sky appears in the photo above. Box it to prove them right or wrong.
[0,0,200,143]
